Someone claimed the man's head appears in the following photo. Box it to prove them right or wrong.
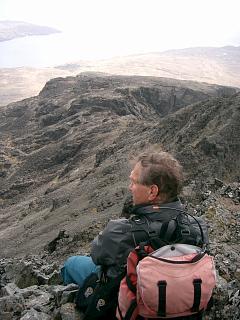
[129,152,183,205]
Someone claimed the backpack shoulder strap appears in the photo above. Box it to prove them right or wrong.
[130,211,176,249]
[117,298,138,320]
[156,207,207,248]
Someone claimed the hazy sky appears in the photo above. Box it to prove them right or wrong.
[0,0,240,60]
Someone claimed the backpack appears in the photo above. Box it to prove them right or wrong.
[75,272,99,314]
[75,268,123,320]
[116,210,216,320]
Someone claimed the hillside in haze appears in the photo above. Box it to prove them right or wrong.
[0,20,60,42]
[0,45,240,106]
[0,73,239,319]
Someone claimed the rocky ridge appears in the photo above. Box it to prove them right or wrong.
[0,73,239,319]
[0,73,238,256]
[1,45,240,106]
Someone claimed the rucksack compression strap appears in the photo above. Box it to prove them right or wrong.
[191,278,202,312]
[157,280,167,317]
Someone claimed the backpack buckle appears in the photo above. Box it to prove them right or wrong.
[181,229,191,236]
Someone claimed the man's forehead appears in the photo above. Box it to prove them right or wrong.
[130,162,141,177]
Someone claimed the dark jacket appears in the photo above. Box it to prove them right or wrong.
[91,200,208,277]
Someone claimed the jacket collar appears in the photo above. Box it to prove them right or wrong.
[131,199,183,216]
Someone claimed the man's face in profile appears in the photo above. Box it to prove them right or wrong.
[129,162,151,205]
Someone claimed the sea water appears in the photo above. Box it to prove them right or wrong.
[0,32,99,68]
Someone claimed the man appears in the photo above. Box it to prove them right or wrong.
[61,151,208,284]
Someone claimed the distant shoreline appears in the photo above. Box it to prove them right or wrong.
[0,20,61,42]
[0,31,61,42]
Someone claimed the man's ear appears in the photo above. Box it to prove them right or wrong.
[149,184,159,200]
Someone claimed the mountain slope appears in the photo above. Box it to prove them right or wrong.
[0,73,238,259]
[149,93,240,181]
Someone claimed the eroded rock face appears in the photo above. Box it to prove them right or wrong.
[0,73,238,258]
[0,73,239,256]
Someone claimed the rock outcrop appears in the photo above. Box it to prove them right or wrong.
[72,46,240,88]
[1,45,240,106]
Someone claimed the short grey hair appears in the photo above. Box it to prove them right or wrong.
[135,152,183,201]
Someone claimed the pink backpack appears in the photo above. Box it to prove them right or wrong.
[117,243,216,320]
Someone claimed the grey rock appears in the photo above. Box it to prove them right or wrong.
[36,273,49,285]
[48,270,62,285]
[60,290,78,305]
[0,282,20,296]
[20,308,51,320]
[24,290,52,310]
[40,263,59,275]
[60,303,83,320]
[18,285,39,299]
[0,293,25,313]
[0,312,13,320]
[15,262,39,288]
[45,230,68,254]
[214,178,224,188]
[235,268,240,281]
[49,283,79,307]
